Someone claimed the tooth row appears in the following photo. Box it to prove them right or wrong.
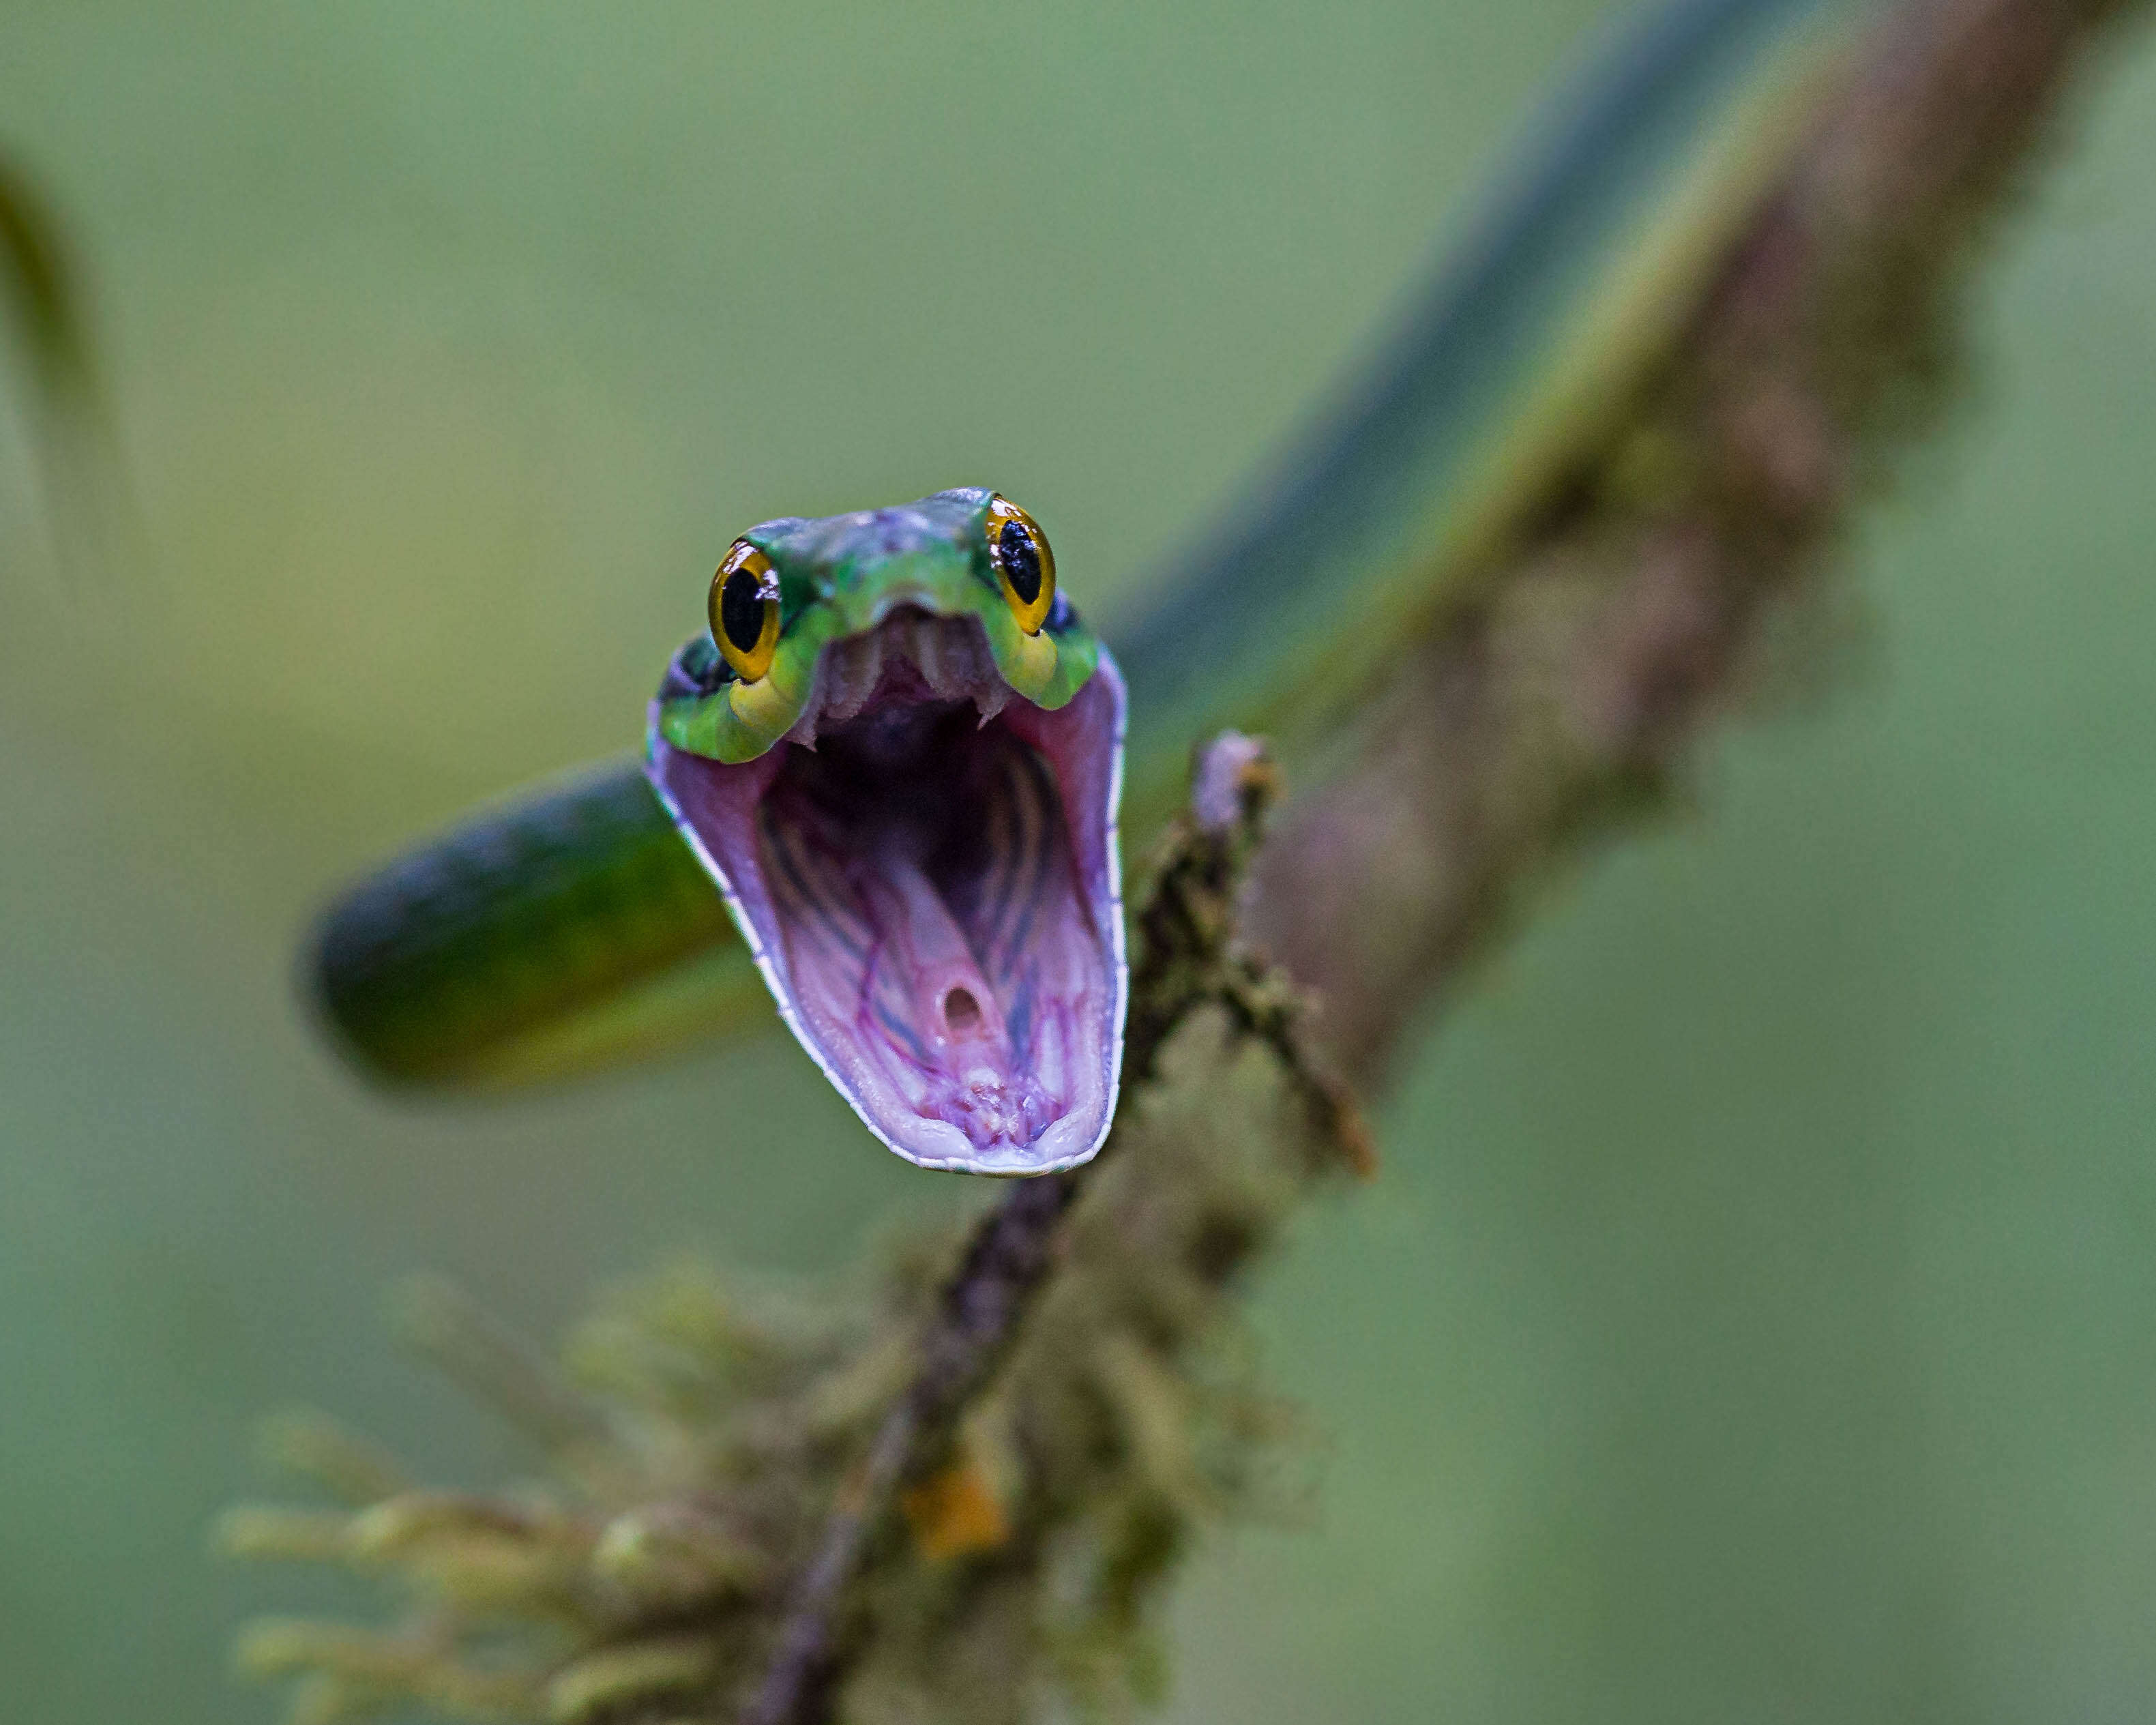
[813,632,885,727]
[906,613,1009,724]
[784,612,1007,746]
[905,612,986,700]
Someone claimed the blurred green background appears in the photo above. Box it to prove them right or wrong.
[3,2,2155,1720]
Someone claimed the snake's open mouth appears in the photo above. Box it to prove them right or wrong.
[648,609,1127,1174]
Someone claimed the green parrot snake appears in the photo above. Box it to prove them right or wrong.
[312,0,1874,1175]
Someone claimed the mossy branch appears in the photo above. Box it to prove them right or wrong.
[225,733,1365,1725]
[222,0,2148,1718]
[741,735,1367,1725]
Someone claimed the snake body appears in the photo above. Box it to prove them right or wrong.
[312,0,1874,1171]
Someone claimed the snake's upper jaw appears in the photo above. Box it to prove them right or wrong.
[648,610,1128,1176]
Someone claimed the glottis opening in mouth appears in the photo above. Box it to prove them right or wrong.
[647,610,1127,1175]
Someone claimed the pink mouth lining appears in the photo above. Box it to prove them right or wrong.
[647,613,1127,1175]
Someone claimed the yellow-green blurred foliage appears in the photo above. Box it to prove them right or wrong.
[3,2,2156,1721]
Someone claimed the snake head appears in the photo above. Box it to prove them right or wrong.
[646,488,1127,1176]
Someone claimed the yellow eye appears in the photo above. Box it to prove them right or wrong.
[985,495,1056,635]
[709,540,782,683]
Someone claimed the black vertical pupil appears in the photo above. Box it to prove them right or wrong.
[997,519,1043,606]
[720,567,769,653]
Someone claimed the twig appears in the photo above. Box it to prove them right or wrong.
[739,733,1316,1725]
[737,1169,1082,1725]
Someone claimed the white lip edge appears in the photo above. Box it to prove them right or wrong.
[643,642,1131,1179]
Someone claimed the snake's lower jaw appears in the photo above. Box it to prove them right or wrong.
[648,617,1128,1176]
